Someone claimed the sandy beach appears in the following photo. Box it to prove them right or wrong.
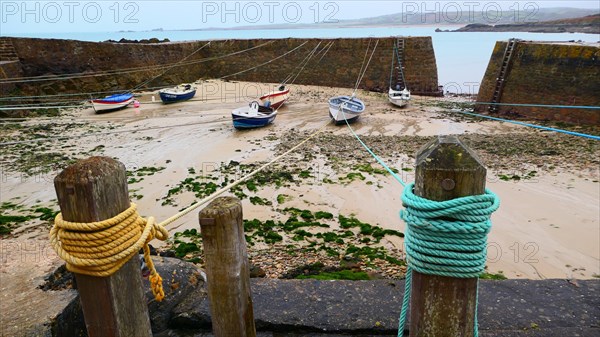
[0,79,599,333]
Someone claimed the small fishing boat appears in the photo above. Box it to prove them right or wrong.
[91,93,133,113]
[388,86,411,108]
[232,101,277,129]
[388,38,411,108]
[159,84,196,103]
[259,85,290,110]
[328,95,365,124]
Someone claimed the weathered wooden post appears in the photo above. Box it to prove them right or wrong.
[409,135,485,337]
[54,156,152,337]
[199,196,256,337]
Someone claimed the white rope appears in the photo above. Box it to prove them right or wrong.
[221,41,308,79]
[0,40,275,85]
[159,118,332,228]
[288,42,322,85]
[0,104,84,111]
[0,84,183,102]
[281,41,322,86]
[353,39,373,92]
[0,110,230,124]
[318,41,335,62]
[131,41,211,91]
[311,41,331,59]
[353,39,379,96]
[0,117,226,146]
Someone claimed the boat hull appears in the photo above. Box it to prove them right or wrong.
[388,96,409,108]
[260,88,290,110]
[232,102,277,129]
[328,95,364,124]
[91,94,133,113]
[388,88,411,108]
[159,88,196,103]
[232,113,276,129]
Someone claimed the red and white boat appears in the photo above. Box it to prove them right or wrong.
[259,85,290,110]
[91,93,134,113]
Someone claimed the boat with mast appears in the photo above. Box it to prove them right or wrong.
[388,37,411,108]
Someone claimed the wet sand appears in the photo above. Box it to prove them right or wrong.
[1,79,599,282]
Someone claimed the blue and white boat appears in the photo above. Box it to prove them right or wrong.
[328,95,365,124]
[232,101,277,129]
[159,84,196,103]
[91,93,133,113]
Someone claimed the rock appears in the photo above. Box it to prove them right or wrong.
[367,271,385,279]
[51,293,86,337]
[48,271,600,337]
[250,264,267,278]
[51,256,206,336]
[340,261,362,271]
[160,250,177,258]
[38,264,75,291]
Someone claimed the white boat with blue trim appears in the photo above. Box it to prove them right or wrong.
[91,93,134,113]
[328,95,365,124]
[232,101,277,129]
[159,84,196,103]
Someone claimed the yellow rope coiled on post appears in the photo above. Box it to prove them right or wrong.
[49,203,169,302]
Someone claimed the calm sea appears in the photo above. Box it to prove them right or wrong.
[7,27,598,93]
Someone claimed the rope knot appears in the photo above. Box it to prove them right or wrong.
[50,203,169,301]
[149,273,165,302]
[397,183,500,337]
[400,183,500,278]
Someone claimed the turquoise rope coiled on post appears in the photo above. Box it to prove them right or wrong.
[397,183,500,337]
[339,109,501,336]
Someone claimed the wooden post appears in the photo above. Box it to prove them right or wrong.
[54,156,152,337]
[199,196,256,337]
[409,135,486,337]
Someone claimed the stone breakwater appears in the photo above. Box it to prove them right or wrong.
[0,36,440,97]
[476,41,600,125]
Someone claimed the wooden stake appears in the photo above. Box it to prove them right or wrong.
[54,156,152,337]
[199,196,256,337]
[409,135,486,337]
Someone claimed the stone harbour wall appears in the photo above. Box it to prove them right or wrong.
[1,36,441,98]
[476,41,600,125]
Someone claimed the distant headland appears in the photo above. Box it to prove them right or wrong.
[438,14,600,34]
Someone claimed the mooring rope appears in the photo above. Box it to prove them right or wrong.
[157,118,331,228]
[353,39,379,97]
[452,109,600,141]
[0,40,275,85]
[221,41,309,79]
[0,117,227,146]
[473,101,600,110]
[49,118,331,301]
[50,203,169,301]
[287,41,323,85]
[397,184,499,337]
[281,41,322,86]
[131,41,212,91]
[339,108,499,337]
[317,41,335,62]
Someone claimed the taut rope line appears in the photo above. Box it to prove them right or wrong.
[353,39,379,96]
[158,119,331,228]
[50,118,331,301]
[281,41,322,86]
[0,40,275,85]
[339,101,499,337]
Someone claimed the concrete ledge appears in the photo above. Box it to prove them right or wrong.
[51,258,600,336]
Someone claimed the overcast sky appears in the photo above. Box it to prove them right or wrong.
[1,0,598,34]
